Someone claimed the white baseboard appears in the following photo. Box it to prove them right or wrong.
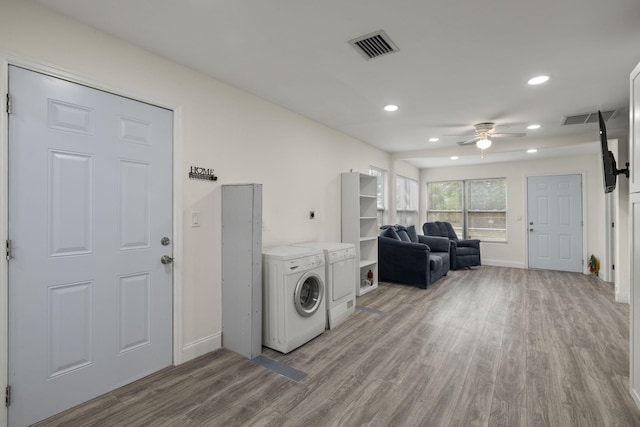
[181,332,221,363]
[481,259,526,269]
[616,291,630,304]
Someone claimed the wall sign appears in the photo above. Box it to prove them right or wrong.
[189,166,218,181]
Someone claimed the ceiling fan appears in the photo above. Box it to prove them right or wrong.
[455,122,526,150]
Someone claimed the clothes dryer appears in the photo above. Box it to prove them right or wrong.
[295,242,356,329]
[262,246,326,353]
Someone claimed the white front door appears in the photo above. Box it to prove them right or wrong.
[8,66,174,426]
[527,174,583,272]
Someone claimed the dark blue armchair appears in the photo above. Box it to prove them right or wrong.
[423,221,481,270]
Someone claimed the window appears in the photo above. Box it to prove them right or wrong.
[396,175,419,228]
[426,180,463,236]
[427,178,507,242]
[369,166,387,227]
[467,178,507,241]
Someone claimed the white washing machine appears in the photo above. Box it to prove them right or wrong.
[295,242,356,329]
[262,246,326,354]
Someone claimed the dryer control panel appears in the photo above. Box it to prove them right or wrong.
[328,247,356,263]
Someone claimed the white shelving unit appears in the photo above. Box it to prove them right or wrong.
[341,171,378,296]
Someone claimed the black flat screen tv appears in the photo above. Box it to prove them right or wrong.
[598,110,629,193]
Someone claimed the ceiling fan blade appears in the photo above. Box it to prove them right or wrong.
[445,132,476,137]
[491,132,526,138]
[456,136,480,146]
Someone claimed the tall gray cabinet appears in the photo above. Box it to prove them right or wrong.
[221,184,262,359]
[629,61,640,407]
[341,172,378,296]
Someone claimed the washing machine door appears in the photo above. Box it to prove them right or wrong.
[294,271,324,317]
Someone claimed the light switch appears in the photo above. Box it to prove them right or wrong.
[192,211,200,227]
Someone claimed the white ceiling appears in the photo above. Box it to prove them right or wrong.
[32,0,640,167]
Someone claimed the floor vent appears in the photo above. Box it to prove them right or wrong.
[348,30,399,60]
[562,110,616,125]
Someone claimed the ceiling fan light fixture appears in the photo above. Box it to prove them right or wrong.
[476,138,492,150]
[528,75,549,85]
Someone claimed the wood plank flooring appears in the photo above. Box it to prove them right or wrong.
[33,266,640,426]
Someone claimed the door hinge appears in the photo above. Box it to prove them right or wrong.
[6,240,11,261]
[6,93,11,114]
[613,264,615,271]
[612,222,615,228]
[5,385,10,407]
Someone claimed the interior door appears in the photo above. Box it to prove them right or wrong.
[8,66,173,426]
[527,174,583,272]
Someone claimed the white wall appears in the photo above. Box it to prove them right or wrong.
[0,0,393,361]
[612,132,630,302]
[420,153,607,272]
[396,159,420,180]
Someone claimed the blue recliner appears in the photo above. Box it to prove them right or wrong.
[423,221,481,270]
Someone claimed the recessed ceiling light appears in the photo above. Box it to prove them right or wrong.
[527,124,541,130]
[528,75,549,85]
[384,104,399,112]
[429,137,439,142]
[527,148,538,153]
[450,156,459,160]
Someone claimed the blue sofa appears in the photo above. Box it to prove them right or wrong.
[423,221,481,270]
[378,225,450,289]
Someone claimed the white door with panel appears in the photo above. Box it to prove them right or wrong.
[8,66,173,426]
[631,193,640,407]
[629,59,640,410]
[527,174,583,272]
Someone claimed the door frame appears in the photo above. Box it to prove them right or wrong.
[524,172,588,274]
[0,54,184,426]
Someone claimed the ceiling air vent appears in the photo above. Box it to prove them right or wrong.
[348,30,399,60]
[562,110,616,125]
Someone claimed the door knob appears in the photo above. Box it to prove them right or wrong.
[161,255,174,264]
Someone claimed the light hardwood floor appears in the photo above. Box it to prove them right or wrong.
[34,266,640,426]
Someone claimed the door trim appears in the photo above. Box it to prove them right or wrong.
[524,172,588,274]
[0,54,184,426]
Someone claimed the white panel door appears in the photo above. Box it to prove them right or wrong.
[527,174,583,272]
[8,66,173,426]
[631,193,640,406]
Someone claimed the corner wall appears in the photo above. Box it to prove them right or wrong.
[614,132,631,302]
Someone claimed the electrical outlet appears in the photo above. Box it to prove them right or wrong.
[309,211,315,219]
